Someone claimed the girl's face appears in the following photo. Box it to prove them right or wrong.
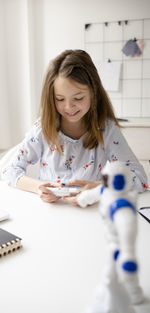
[54,76,91,125]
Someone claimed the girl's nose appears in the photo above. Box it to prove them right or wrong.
[65,100,74,109]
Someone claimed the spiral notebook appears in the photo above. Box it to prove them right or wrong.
[0,228,22,257]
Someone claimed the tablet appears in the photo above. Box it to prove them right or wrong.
[47,186,82,197]
[138,207,150,223]
[0,209,9,222]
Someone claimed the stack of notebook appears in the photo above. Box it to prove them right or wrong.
[0,228,22,257]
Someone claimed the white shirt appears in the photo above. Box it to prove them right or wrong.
[2,118,148,192]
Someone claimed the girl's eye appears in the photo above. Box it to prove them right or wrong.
[56,98,64,101]
[75,97,84,101]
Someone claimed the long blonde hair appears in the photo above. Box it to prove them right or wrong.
[40,49,119,153]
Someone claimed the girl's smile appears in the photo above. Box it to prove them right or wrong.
[54,76,91,126]
[65,109,80,117]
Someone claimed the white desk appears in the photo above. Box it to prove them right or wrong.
[0,181,150,313]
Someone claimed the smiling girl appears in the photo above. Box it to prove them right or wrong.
[2,50,148,204]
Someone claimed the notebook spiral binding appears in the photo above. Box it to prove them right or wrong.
[0,238,22,257]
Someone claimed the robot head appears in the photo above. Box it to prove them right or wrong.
[101,161,133,192]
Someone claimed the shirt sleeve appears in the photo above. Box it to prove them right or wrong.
[1,119,43,187]
[103,120,148,193]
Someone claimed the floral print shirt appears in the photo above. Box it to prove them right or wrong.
[2,118,148,192]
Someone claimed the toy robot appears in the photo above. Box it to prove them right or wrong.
[77,161,145,313]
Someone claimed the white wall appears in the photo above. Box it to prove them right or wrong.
[0,0,32,148]
[43,0,150,62]
[35,0,150,114]
[1,0,150,149]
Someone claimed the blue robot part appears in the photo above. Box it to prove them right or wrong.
[113,174,125,190]
[122,261,138,273]
[113,249,120,261]
[110,198,137,221]
[100,185,105,194]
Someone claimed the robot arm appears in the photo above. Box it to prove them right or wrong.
[77,185,102,208]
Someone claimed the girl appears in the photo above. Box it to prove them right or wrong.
[2,50,148,204]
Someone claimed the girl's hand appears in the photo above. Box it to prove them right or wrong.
[64,180,101,207]
[63,195,79,206]
[37,182,61,203]
[68,179,101,191]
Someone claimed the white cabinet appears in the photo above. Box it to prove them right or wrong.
[121,118,150,185]
[139,160,150,185]
[122,127,150,160]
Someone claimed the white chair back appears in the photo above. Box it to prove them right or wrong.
[0,144,39,179]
